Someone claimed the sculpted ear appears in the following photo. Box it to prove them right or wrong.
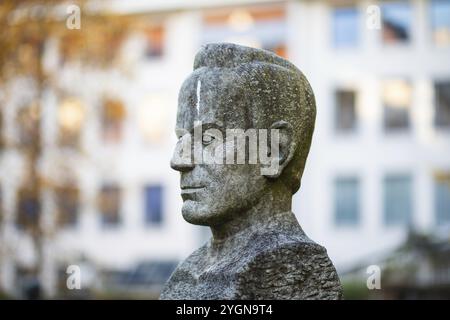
[262,120,296,179]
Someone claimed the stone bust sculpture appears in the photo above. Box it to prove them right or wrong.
[160,43,342,300]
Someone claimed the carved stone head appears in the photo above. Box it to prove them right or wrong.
[170,43,316,227]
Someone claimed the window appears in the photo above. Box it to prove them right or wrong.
[434,81,450,128]
[332,6,359,47]
[382,1,412,44]
[144,185,163,225]
[435,173,450,225]
[99,184,121,227]
[15,265,40,299]
[334,177,360,226]
[102,99,126,143]
[16,187,40,230]
[384,175,412,226]
[382,79,411,131]
[17,104,40,150]
[58,98,85,147]
[202,4,287,57]
[55,185,79,228]
[335,89,357,131]
[144,24,165,58]
[430,0,450,46]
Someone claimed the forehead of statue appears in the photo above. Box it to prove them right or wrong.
[176,70,249,132]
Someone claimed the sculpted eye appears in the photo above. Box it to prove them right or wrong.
[175,129,187,140]
[202,133,215,145]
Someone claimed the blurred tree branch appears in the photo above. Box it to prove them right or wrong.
[0,0,143,297]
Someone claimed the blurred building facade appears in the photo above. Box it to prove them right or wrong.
[0,0,449,298]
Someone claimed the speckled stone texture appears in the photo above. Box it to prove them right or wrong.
[161,43,343,300]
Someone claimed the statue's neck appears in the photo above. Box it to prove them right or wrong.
[209,187,296,249]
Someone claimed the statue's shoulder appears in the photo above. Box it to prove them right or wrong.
[171,242,209,273]
[245,226,325,257]
[236,229,343,299]
[159,243,210,300]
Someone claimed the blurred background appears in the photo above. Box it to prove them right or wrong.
[0,0,449,300]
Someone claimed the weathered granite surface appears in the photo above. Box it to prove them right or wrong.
[160,43,343,300]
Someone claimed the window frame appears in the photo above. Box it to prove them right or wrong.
[383,174,413,227]
[334,176,361,227]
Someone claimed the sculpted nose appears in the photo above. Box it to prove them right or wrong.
[170,158,194,172]
[170,137,194,172]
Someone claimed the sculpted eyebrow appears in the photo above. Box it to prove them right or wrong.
[175,123,223,138]
[192,123,224,132]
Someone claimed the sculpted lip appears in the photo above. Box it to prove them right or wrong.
[181,186,205,193]
[181,185,205,189]
[180,186,205,201]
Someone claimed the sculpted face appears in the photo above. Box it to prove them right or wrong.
[170,69,269,226]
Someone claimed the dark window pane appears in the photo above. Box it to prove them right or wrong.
[56,186,79,228]
[382,2,412,44]
[335,89,357,131]
[145,25,165,58]
[17,105,41,151]
[16,188,41,230]
[102,99,125,143]
[384,106,410,130]
[99,184,121,227]
[334,177,360,226]
[15,266,40,299]
[434,81,450,127]
[332,7,359,47]
[435,173,450,225]
[144,185,163,225]
[384,175,412,226]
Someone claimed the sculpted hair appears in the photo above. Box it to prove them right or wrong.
[193,43,316,194]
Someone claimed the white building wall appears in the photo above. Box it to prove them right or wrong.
[290,0,450,269]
